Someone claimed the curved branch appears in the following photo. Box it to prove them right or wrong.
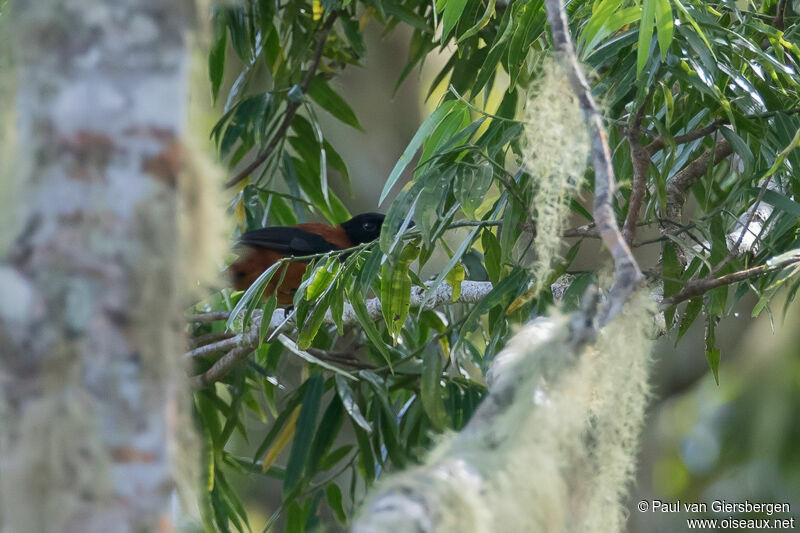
[224,13,338,189]
[544,0,643,325]
[659,253,800,309]
[664,139,733,222]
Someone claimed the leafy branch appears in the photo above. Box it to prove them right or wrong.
[224,12,339,189]
[660,252,800,308]
[546,0,643,325]
[187,280,494,387]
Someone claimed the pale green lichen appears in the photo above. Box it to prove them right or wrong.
[179,45,230,294]
[358,292,654,533]
[521,57,591,291]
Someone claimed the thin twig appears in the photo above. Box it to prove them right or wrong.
[225,13,338,189]
[544,0,643,325]
[187,311,233,323]
[646,120,725,153]
[645,108,800,153]
[188,281,495,387]
[622,82,660,244]
[664,139,734,223]
[660,254,800,309]
[185,336,242,359]
[774,0,787,30]
[306,347,376,369]
[188,331,235,349]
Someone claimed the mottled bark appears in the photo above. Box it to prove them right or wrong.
[0,2,192,532]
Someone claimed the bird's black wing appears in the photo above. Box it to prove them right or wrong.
[238,227,341,256]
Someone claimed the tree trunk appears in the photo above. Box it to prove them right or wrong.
[0,2,192,531]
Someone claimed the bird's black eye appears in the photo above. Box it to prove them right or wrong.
[363,222,376,232]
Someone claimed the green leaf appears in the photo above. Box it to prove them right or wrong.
[677,297,702,343]
[458,0,496,43]
[581,0,641,58]
[662,242,681,325]
[508,0,546,85]
[459,267,527,336]
[421,345,449,430]
[637,0,656,76]
[319,445,354,471]
[308,396,344,473]
[419,225,481,311]
[284,373,325,496]
[418,106,470,172]
[335,375,372,433]
[346,286,393,367]
[671,0,715,62]
[379,100,459,205]
[654,0,674,60]
[380,243,419,342]
[354,424,375,481]
[442,0,469,40]
[326,484,347,524]
[454,163,493,218]
[216,470,251,531]
[277,334,357,380]
[358,370,405,467]
[227,261,282,332]
[473,5,514,93]
[760,189,800,217]
[308,77,363,131]
[359,246,384,294]
[286,501,307,533]
[482,229,502,284]
[704,316,721,385]
[305,258,339,302]
[259,294,278,345]
[209,12,228,104]
[252,385,307,462]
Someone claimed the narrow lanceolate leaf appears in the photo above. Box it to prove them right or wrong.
[704,315,721,385]
[308,396,344,472]
[379,100,459,205]
[481,229,502,284]
[308,77,363,131]
[380,243,419,342]
[442,0,469,41]
[335,375,372,432]
[227,261,283,331]
[654,0,674,60]
[453,163,493,219]
[209,11,228,104]
[661,242,681,326]
[419,225,481,312]
[284,373,325,496]
[676,297,701,343]
[346,286,393,367]
[278,334,357,380]
[326,484,347,524]
[261,406,301,473]
[421,345,448,430]
[638,0,657,75]
[458,0,496,43]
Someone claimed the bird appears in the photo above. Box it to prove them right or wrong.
[228,212,385,305]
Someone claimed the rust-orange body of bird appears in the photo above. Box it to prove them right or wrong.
[228,213,385,305]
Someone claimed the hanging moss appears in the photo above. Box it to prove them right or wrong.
[521,57,591,292]
[356,293,654,533]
